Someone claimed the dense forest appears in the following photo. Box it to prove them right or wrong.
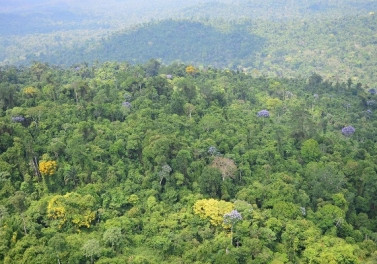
[1,13,377,87]
[35,21,265,68]
[0,61,377,263]
[250,14,377,85]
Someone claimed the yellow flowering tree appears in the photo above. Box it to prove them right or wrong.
[47,192,96,229]
[185,65,197,75]
[193,198,234,226]
[22,86,39,97]
[23,86,39,106]
[39,160,57,176]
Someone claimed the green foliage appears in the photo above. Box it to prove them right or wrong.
[301,138,321,162]
[82,239,101,264]
[304,162,346,203]
[47,192,97,229]
[302,236,360,263]
[3,11,377,86]
[198,166,223,198]
[103,227,123,250]
[0,62,376,263]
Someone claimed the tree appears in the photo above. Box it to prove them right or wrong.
[211,157,237,181]
[39,160,57,176]
[310,204,345,233]
[48,234,68,264]
[170,92,185,115]
[280,219,321,263]
[272,201,301,220]
[9,191,28,235]
[199,114,223,133]
[0,83,18,110]
[47,192,96,229]
[223,210,242,246]
[193,199,234,226]
[308,73,323,89]
[0,205,8,226]
[146,76,170,96]
[185,65,197,75]
[341,126,355,136]
[183,103,195,119]
[173,149,192,176]
[144,59,161,77]
[30,62,48,81]
[257,109,270,117]
[82,239,101,264]
[199,166,223,198]
[304,162,345,203]
[103,227,123,251]
[22,86,39,106]
[302,236,359,264]
[142,134,174,169]
[301,138,321,162]
[175,78,197,102]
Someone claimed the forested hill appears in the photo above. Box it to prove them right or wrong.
[250,14,377,86]
[1,0,376,35]
[0,61,377,263]
[4,14,377,87]
[179,0,377,20]
[38,21,265,68]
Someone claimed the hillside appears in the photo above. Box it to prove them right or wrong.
[0,62,377,263]
[1,0,376,35]
[1,13,377,86]
[36,21,265,68]
[250,14,377,86]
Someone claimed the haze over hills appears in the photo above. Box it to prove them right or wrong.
[1,0,377,35]
[34,21,265,68]
[0,0,204,35]
[0,0,377,86]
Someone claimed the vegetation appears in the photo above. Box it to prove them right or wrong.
[249,13,377,86]
[0,61,377,263]
[38,20,264,68]
[2,13,377,86]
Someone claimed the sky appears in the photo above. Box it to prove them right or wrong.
[0,0,204,14]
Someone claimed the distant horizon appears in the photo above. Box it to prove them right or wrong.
[1,0,377,85]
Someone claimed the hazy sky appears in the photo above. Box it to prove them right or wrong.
[0,0,205,13]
